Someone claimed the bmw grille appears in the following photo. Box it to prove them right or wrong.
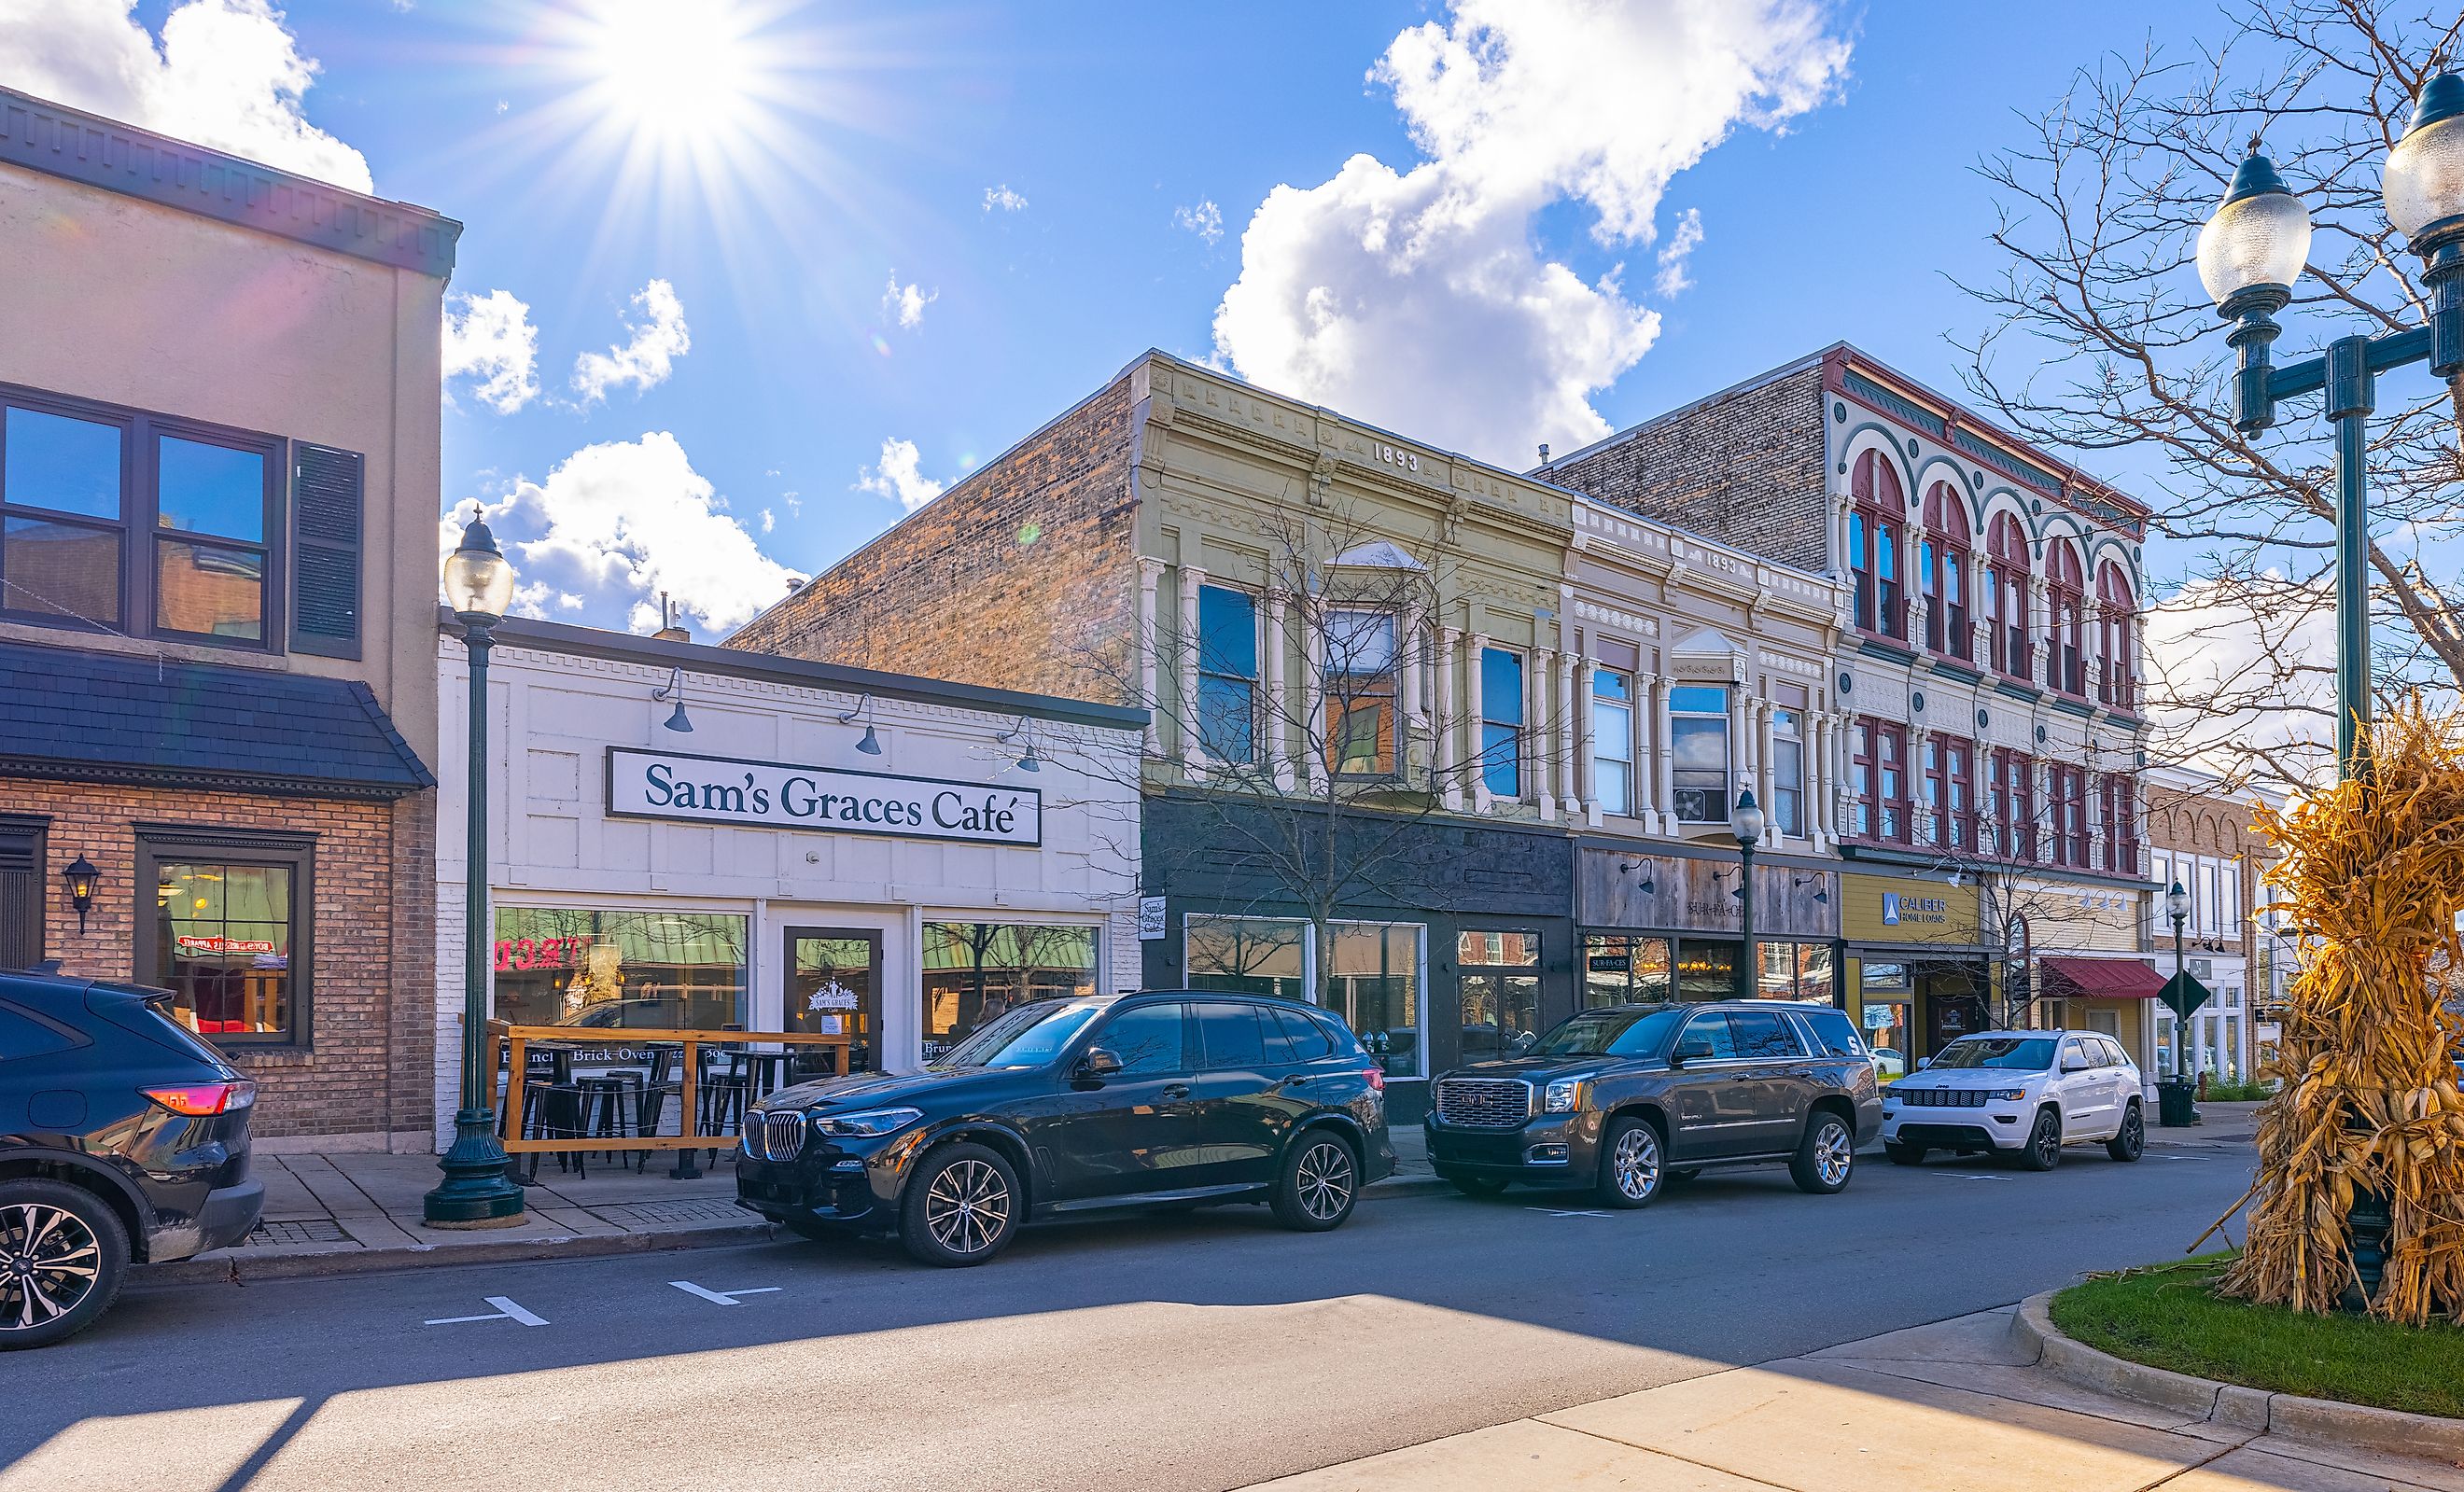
[741,1109,808,1161]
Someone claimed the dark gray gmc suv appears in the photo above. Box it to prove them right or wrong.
[1423,1001,1883,1208]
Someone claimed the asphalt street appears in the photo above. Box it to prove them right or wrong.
[0,1145,2253,1492]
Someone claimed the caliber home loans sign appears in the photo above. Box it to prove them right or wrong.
[607,747,1042,846]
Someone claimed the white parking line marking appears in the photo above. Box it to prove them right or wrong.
[1525,1207,1614,1219]
[1935,1173,2017,1182]
[425,1295,548,1327]
[668,1281,783,1306]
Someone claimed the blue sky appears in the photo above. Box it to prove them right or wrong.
[4,0,2219,637]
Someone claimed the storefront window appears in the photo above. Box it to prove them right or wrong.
[152,861,296,1039]
[1752,941,1838,1002]
[1457,930,1540,1061]
[1329,922,1423,1078]
[493,908,749,1032]
[921,921,1099,1062]
[1858,960,1914,1081]
[1582,933,1673,1007]
[1186,914,1310,1002]
[1673,937,1737,1000]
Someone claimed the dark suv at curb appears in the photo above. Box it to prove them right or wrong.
[736,990,1396,1266]
[1,970,265,1348]
[1425,1001,1882,1209]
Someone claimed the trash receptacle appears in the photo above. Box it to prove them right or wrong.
[2157,1077,2201,1128]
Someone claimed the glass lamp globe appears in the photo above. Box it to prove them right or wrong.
[2196,148,2312,307]
[441,518,517,621]
[2166,881,2191,923]
[1729,788,1766,847]
[2385,72,2464,241]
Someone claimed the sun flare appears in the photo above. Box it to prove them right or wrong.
[581,0,762,143]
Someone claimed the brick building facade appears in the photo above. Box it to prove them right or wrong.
[0,86,454,1148]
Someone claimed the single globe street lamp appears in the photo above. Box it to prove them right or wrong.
[426,517,528,1227]
[1729,788,1765,1000]
[2157,879,2200,1128]
[2198,70,2464,778]
[2164,880,2191,1076]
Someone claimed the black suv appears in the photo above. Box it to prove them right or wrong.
[0,969,264,1347]
[736,991,1395,1265]
[1425,1001,1882,1208]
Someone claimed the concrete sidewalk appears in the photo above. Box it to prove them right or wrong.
[150,1124,1447,1282]
[1245,1304,2463,1492]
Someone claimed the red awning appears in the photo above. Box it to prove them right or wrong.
[2039,955,2165,1001]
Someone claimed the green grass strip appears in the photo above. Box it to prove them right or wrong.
[2050,1253,2464,1420]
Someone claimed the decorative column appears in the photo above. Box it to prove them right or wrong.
[1902,522,1928,644]
[1575,658,1598,826]
[1177,565,1205,770]
[1652,673,1675,834]
[1555,648,1580,820]
[1266,589,1295,792]
[2026,575,2051,688]
[1533,646,1558,817]
[1468,633,1491,813]
[1971,551,1995,663]
[1304,610,1327,792]
[1137,557,1165,757]
[1911,725,1934,843]
[1399,609,1424,789]
[1757,701,1778,839]
[1728,682,1750,819]
[1436,625,1462,810]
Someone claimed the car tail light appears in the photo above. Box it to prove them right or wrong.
[143,1081,257,1116]
[1362,1067,1385,1092]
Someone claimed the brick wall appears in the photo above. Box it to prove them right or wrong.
[19,778,433,1147]
[725,375,1140,701]
[1548,364,1829,570]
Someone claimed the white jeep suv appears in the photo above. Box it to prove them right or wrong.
[1879,1030,2144,1169]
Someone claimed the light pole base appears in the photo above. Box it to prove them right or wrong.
[423,1106,527,1226]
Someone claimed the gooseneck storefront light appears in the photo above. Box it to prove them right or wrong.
[426,516,528,1227]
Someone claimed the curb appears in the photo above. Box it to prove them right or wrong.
[133,1173,1458,1288]
[2010,1289,2464,1463]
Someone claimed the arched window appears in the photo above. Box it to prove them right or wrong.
[1919,482,1972,660]
[1985,513,2030,680]
[2095,560,2135,709]
[2047,541,2086,696]
[1849,451,1906,641]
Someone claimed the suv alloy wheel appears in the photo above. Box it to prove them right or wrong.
[1596,1117,1663,1208]
[901,1142,1021,1267]
[1270,1131,1359,1231]
[0,1180,130,1350]
[2017,1109,2064,1171]
[1789,1112,1855,1194]
[2106,1101,2145,1162]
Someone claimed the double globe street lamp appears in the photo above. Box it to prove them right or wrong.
[2196,70,2464,779]
[426,518,528,1227]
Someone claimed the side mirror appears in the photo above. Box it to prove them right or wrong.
[1670,1039,1713,1067]
[1079,1047,1122,1079]
[2063,1057,2093,1073]
[1915,1055,1932,1070]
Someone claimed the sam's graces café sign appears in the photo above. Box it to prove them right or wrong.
[607,747,1042,846]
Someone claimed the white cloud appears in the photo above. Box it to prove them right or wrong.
[441,289,539,414]
[759,508,775,534]
[982,183,1028,212]
[2143,575,2336,784]
[1211,0,1850,467]
[855,438,945,512]
[571,279,690,404]
[881,272,936,329]
[1174,200,1225,244]
[1654,207,1703,297]
[453,432,802,636]
[0,0,373,191]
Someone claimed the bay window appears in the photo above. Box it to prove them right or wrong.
[1326,608,1398,777]
[1196,584,1258,763]
[1773,708,1804,837]
[1478,646,1523,798]
[1591,668,1634,816]
[138,830,312,1046]
[1670,685,1729,822]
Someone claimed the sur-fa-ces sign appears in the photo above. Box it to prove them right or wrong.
[606,747,1041,846]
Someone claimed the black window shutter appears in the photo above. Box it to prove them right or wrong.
[292,443,364,659]
[0,816,46,973]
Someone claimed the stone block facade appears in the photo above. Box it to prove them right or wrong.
[1547,361,1830,570]
[728,378,1139,702]
[17,780,434,1149]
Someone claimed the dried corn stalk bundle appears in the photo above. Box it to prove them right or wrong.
[2222,704,2464,1323]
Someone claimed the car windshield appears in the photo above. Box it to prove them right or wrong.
[1930,1037,2057,1070]
[931,1000,1105,1069]
[1526,1006,1687,1058]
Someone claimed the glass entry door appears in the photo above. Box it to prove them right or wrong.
[784,927,882,1078]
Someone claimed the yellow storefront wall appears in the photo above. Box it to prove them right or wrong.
[1840,875,1987,1077]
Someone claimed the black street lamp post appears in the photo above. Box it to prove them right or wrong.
[2197,71,2464,778]
[1730,789,1765,1001]
[425,518,528,1227]
[2159,879,2199,1128]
